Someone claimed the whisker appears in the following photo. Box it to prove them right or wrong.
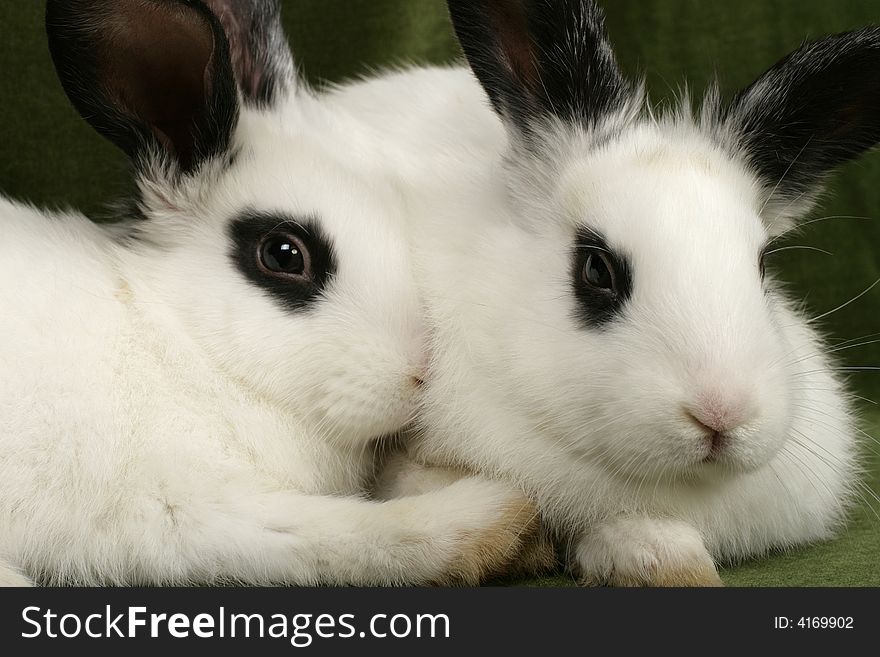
[808,278,880,324]
[793,366,880,376]
[765,245,834,257]
[760,137,813,216]
[779,442,848,519]
[785,339,880,368]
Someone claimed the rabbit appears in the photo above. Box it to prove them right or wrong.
[401,0,880,586]
[0,0,541,587]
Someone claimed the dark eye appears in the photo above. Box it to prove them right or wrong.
[582,250,617,294]
[231,213,337,313]
[259,233,309,278]
[571,230,632,329]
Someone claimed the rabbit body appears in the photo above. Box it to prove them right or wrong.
[410,142,857,583]
[403,0,876,585]
[0,0,531,586]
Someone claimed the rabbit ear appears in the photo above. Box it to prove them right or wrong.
[446,0,631,135]
[724,27,880,209]
[201,0,296,107]
[46,0,239,174]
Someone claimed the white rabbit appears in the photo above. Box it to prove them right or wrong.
[405,0,880,586]
[0,0,540,586]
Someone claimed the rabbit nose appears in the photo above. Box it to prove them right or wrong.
[684,411,728,459]
[684,389,755,436]
[686,408,738,435]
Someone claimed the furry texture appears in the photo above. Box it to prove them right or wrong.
[721,26,880,225]
[405,0,877,586]
[446,0,631,136]
[45,0,240,173]
[0,0,538,586]
[202,0,296,106]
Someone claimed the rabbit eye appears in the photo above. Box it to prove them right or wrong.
[571,229,632,329]
[259,234,309,278]
[582,251,616,293]
[231,212,336,313]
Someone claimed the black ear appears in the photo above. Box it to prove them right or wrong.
[46,0,239,174]
[726,27,880,204]
[201,0,296,107]
[446,0,631,134]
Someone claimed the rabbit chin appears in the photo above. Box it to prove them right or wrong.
[582,418,794,487]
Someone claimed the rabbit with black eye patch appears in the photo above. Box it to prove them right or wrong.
[0,0,543,586]
[401,0,880,586]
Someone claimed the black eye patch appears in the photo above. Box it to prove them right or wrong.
[229,210,336,312]
[571,228,633,329]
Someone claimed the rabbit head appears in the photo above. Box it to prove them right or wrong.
[440,0,880,482]
[46,0,425,444]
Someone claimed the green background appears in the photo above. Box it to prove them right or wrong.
[1,1,877,586]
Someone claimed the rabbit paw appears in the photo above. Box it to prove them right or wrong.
[372,454,556,584]
[575,517,722,587]
[432,480,547,586]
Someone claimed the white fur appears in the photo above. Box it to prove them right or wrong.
[0,7,531,585]
[323,66,507,194]
[354,3,868,585]
[575,518,718,587]
[409,114,861,583]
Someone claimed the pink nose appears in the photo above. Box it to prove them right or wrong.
[685,391,753,435]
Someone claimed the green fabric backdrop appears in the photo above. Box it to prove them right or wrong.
[1,1,877,586]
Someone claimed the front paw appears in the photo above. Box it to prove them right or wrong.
[433,480,549,586]
[488,520,558,581]
[575,518,722,587]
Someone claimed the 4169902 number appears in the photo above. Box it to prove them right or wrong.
[774,617,854,630]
